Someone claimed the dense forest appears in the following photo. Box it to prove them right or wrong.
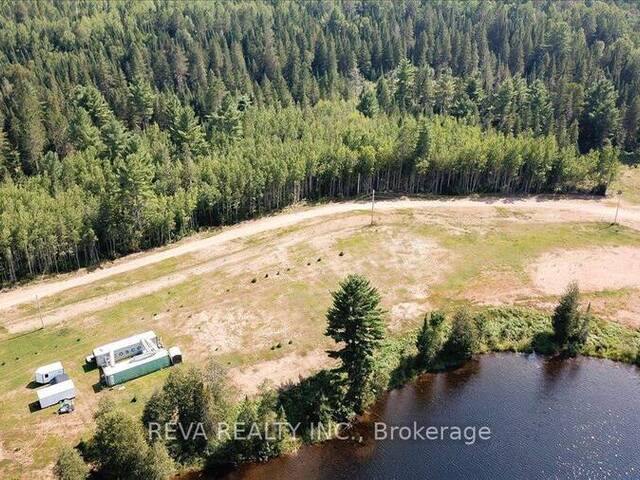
[0,0,639,284]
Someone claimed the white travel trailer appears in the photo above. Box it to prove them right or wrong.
[34,361,64,384]
[37,379,76,409]
[91,331,159,367]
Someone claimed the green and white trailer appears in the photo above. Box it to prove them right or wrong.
[102,349,171,386]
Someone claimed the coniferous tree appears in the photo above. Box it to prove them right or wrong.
[356,87,379,118]
[209,95,245,144]
[416,311,447,367]
[169,103,207,156]
[578,79,620,153]
[529,80,553,136]
[434,71,456,115]
[552,281,591,354]
[325,274,385,414]
[394,59,416,112]
[114,150,153,252]
[68,108,104,153]
[9,76,46,173]
[443,308,478,361]
[622,96,640,152]
[552,281,580,346]
[376,76,393,114]
[129,78,156,129]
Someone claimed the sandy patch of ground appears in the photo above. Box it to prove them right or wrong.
[530,246,640,295]
[613,305,640,327]
[0,442,10,463]
[466,270,534,306]
[582,289,640,328]
[182,310,250,356]
[389,302,428,330]
[230,350,333,395]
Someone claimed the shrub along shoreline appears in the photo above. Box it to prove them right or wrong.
[55,279,640,480]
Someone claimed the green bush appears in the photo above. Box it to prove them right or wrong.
[142,361,233,460]
[88,406,174,479]
[215,390,297,465]
[53,446,89,480]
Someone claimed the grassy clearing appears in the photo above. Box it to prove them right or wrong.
[428,221,640,299]
[336,215,640,303]
[0,321,173,478]
[2,210,640,478]
[611,164,640,204]
[7,254,199,326]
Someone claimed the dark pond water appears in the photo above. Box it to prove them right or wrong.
[214,354,640,480]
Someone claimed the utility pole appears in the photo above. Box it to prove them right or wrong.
[614,189,623,225]
[370,189,375,226]
[36,295,44,329]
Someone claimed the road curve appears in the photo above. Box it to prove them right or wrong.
[1,195,639,313]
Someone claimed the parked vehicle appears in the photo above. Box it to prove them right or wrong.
[57,399,75,414]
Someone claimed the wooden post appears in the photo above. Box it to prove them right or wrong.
[370,189,375,226]
[614,189,623,224]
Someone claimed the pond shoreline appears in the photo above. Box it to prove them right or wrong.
[180,335,640,480]
[207,352,640,479]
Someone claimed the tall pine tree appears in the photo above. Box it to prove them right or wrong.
[325,274,385,414]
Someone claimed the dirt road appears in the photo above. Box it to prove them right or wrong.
[1,196,638,317]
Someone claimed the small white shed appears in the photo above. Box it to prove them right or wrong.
[34,362,64,384]
[169,346,182,364]
[37,379,76,409]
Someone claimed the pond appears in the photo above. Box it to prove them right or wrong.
[214,354,640,480]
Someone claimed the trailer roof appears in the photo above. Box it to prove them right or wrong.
[36,380,75,400]
[102,348,169,376]
[93,331,156,356]
[35,361,63,375]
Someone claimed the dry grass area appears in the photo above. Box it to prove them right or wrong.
[2,202,640,478]
[612,164,640,204]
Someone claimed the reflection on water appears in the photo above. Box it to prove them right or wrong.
[207,354,640,480]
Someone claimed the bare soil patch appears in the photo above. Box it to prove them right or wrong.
[530,246,640,295]
[613,297,640,327]
[230,350,333,395]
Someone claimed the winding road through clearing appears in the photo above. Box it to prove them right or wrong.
[1,195,639,327]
